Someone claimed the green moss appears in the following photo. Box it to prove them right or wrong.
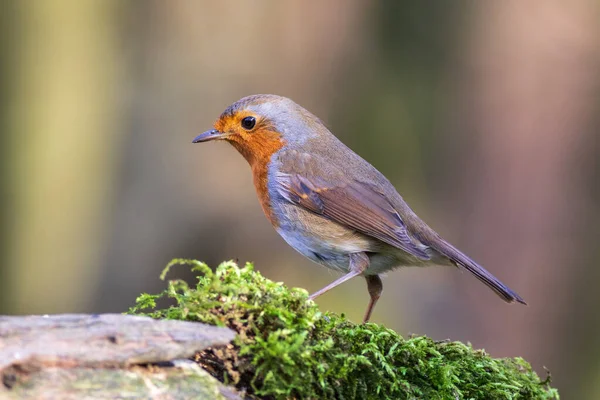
[129,259,559,400]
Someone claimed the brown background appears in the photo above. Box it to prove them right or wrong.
[1,1,599,398]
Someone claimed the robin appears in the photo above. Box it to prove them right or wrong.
[193,94,526,322]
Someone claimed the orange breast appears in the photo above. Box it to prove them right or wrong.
[251,160,277,225]
[227,129,284,226]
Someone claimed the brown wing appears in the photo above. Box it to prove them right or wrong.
[275,172,431,260]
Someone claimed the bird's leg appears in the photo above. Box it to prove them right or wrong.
[363,275,383,323]
[309,252,369,300]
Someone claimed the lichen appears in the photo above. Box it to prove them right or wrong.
[129,259,559,400]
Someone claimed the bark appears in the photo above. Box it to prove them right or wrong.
[0,314,240,400]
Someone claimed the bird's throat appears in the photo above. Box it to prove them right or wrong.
[227,134,284,226]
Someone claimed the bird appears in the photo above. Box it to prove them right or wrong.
[193,94,526,323]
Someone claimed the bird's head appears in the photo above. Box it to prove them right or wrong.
[193,94,325,165]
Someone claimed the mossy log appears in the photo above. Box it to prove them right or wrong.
[1,260,559,399]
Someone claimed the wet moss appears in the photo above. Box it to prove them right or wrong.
[129,259,559,400]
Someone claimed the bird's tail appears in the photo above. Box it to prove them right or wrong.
[435,239,526,305]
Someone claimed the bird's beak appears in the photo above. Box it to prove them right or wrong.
[192,129,228,143]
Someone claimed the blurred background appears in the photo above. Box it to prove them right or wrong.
[1,1,599,397]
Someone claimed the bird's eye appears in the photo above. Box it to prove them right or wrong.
[241,116,256,130]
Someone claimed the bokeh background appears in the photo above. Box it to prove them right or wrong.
[1,1,599,398]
